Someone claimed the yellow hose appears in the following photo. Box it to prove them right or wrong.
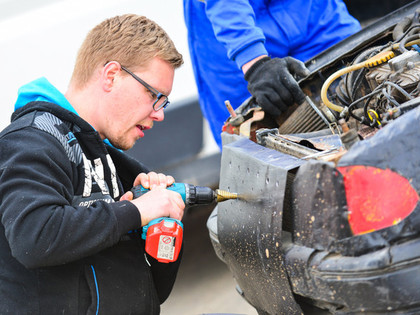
[321,50,396,113]
[387,39,420,52]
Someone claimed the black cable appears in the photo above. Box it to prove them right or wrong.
[342,47,382,105]
[399,100,420,113]
[350,68,368,102]
[336,87,350,106]
[382,88,401,107]
[394,24,420,42]
[349,80,415,125]
[347,85,384,124]
[393,16,414,41]
[384,81,414,100]
[398,33,420,53]
[362,84,386,126]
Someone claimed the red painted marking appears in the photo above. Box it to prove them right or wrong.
[337,165,419,235]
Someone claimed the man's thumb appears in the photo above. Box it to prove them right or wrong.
[285,56,310,79]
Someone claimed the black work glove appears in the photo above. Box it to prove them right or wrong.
[244,56,310,117]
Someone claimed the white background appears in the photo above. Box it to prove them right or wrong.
[0,0,198,131]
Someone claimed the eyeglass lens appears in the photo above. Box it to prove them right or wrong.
[153,95,169,111]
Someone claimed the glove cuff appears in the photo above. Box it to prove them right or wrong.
[244,56,271,81]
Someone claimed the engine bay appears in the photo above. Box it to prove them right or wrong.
[223,5,420,163]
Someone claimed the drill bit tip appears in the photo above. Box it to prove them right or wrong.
[215,189,238,202]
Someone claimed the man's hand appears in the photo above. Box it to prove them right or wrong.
[133,171,175,189]
[120,172,185,226]
[244,56,310,117]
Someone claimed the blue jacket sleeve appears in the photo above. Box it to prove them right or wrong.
[204,0,268,69]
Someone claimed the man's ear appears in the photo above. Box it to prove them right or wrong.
[102,61,120,92]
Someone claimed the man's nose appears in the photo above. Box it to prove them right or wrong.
[151,108,164,121]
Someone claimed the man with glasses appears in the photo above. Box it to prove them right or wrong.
[0,14,184,314]
[121,66,170,111]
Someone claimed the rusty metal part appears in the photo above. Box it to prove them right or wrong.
[358,124,378,139]
[223,97,260,136]
[277,97,334,134]
[256,128,344,160]
[338,119,360,150]
[224,100,237,118]
[263,133,319,158]
[239,110,265,137]
[279,133,343,151]
[339,118,350,133]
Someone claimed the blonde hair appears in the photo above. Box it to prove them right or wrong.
[70,14,183,87]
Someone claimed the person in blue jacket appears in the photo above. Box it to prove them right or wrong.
[184,0,361,148]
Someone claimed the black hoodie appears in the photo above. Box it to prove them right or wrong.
[0,101,181,314]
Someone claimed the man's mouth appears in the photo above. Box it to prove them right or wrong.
[138,125,151,131]
[136,125,151,137]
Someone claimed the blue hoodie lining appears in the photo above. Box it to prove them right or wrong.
[14,77,77,115]
[14,77,118,150]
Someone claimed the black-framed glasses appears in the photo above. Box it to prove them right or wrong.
[121,66,169,111]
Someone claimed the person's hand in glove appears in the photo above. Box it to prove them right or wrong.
[243,56,310,117]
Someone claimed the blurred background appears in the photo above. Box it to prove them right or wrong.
[0,0,255,314]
